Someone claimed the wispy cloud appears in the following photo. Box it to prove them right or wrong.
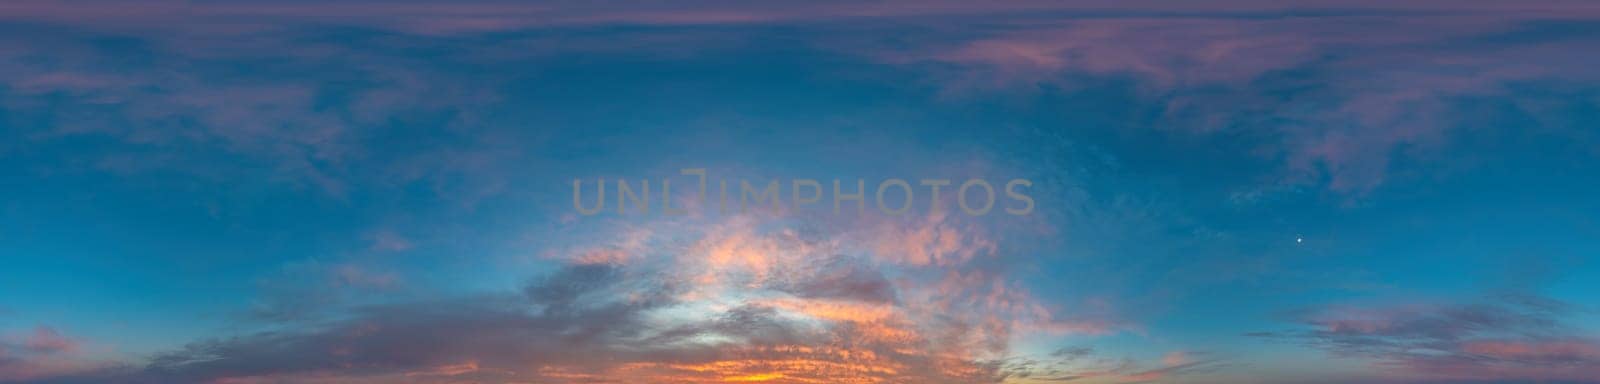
[0,326,109,383]
[1253,293,1600,382]
[878,14,1600,195]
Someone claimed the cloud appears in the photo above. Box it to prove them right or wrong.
[1253,293,1600,382]
[0,326,108,383]
[18,212,1110,383]
[364,231,414,253]
[997,346,1222,383]
[7,2,1597,203]
[247,261,405,322]
[20,328,78,355]
[1,1,1597,35]
[0,23,504,200]
[876,14,1600,196]
[43,264,671,383]
[775,256,898,303]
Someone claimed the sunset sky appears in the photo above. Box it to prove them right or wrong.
[2,1,1599,383]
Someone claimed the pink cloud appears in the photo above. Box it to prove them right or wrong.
[870,210,997,267]
[365,230,415,253]
[22,327,78,354]
[922,20,1323,91]
[1462,340,1600,361]
[331,264,400,290]
[1267,295,1600,382]
[0,326,109,382]
[2,1,1598,35]
[880,14,1600,195]
[1161,351,1191,366]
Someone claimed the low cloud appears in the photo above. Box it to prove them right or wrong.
[21,213,1110,383]
[1253,293,1600,382]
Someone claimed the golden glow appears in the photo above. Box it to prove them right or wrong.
[724,372,784,382]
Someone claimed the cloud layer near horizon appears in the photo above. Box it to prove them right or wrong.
[17,212,1151,384]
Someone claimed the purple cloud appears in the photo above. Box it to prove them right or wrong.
[1253,293,1600,382]
[876,14,1600,195]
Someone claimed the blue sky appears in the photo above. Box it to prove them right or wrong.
[1,1,1598,383]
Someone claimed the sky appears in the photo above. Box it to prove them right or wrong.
[1,1,1599,383]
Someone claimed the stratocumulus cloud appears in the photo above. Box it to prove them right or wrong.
[1253,293,1600,382]
[23,212,1129,384]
